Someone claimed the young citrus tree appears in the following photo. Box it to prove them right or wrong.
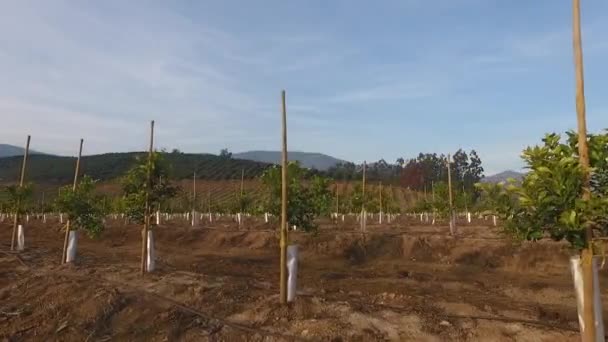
[428,181,450,219]
[55,176,107,238]
[478,131,608,249]
[232,191,253,214]
[261,162,331,232]
[122,152,178,224]
[309,175,332,217]
[4,183,34,216]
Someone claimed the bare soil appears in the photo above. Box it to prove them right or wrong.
[0,215,602,341]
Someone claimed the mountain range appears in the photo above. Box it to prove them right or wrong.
[0,144,42,158]
[0,143,522,181]
[233,150,346,170]
[481,170,525,183]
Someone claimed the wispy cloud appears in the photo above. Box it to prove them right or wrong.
[1,0,607,174]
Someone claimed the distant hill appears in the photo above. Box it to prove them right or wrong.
[482,170,525,183]
[233,150,346,170]
[0,152,271,183]
[0,144,43,158]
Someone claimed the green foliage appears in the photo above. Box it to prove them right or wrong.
[219,148,232,159]
[3,183,34,215]
[309,176,332,216]
[232,191,253,214]
[348,183,364,212]
[261,162,332,232]
[121,152,178,224]
[55,176,107,238]
[477,131,608,250]
[378,187,400,214]
[401,150,484,203]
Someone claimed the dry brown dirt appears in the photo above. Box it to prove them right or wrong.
[0,215,603,341]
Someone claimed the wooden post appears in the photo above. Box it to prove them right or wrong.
[447,154,455,235]
[462,183,468,215]
[335,183,340,222]
[240,168,245,223]
[279,90,288,304]
[573,0,596,340]
[141,120,154,275]
[207,190,211,219]
[10,135,30,251]
[379,182,383,224]
[61,139,83,263]
[41,191,45,221]
[361,161,367,232]
[192,171,197,226]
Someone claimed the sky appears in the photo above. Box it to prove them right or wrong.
[1,0,608,175]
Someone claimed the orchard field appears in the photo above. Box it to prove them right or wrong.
[0,214,595,341]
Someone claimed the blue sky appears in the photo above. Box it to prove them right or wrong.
[1,0,607,174]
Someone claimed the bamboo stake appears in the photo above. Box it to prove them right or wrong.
[207,190,211,218]
[463,183,468,215]
[41,191,45,221]
[379,182,383,224]
[141,120,154,275]
[447,154,455,235]
[239,168,245,224]
[361,161,367,232]
[192,171,197,226]
[240,169,245,198]
[573,0,596,340]
[335,183,340,222]
[10,135,30,251]
[279,90,288,304]
[61,139,83,263]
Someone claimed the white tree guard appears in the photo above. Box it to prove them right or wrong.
[191,210,198,226]
[287,245,299,302]
[17,224,25,251]
[66,230,78,263]
[146,230,155,272]
[571,256,604,341]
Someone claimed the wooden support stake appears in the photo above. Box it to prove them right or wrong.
[361,161,367,232]
[462,183,468,215]
[334,183,339,223]
[379,182,383,224]
[61,139,83,263]
[279,90,289,304]
[573,0,596,340]
[10,135,30,251]
[447,154,455,235]
[192,171,197,226]
[141,120,154,275]
[239,168,245,223]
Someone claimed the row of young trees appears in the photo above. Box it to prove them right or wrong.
[2,152,407,236]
